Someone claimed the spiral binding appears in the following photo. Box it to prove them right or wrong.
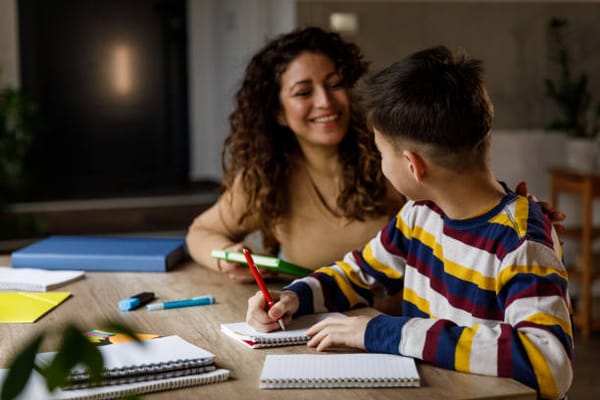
[64,365,218,390]
[68,357,214,382]
[59,369,231,400]
[252,335,309,348]
[260,376,420,389]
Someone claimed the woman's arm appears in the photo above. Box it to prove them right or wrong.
[186,176,261,282]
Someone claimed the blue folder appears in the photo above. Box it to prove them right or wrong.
[11,236,186,272]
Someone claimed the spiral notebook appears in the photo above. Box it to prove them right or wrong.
[35,335,218,385]
[26,335,231,397]
[260,353,420,389]
[0,267,85,292]
[0,368,230,400]
[220,312,345,349]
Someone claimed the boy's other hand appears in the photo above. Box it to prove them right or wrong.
[515,181,566,234]
[305,315,371,351]
[246,290,298,332]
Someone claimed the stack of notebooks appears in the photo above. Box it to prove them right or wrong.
[0,335,230,399]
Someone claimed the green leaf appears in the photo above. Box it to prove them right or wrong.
[1,319,144,399]
[0,334,44,400]
[40,324,103,390]
[101,321,145,345]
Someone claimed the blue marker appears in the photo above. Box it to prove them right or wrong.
[146,295,216,311]
[118,292,155,311]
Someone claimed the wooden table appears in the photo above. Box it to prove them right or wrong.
[0,257,536,399]
[549,167,600,339]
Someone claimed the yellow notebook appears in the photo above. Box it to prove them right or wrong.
[0,292,71,323]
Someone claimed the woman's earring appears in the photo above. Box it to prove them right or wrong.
[276,113,287,127]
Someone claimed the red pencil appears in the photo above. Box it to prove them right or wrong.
[242,247,286,331]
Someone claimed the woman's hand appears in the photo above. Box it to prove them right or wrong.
[305,315,371,351]
[515,181,566,234]
[218,243,278,283]
[246,290,298,332]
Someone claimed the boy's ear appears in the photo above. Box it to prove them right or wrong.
[402,150,426,183]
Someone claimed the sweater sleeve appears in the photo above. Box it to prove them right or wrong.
[366,239,573,400]
[283,205,411,316]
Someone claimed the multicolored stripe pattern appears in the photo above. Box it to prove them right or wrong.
[284,192,573,399]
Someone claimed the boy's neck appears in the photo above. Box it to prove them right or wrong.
[425,167,506,220]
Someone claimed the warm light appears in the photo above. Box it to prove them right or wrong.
[112,44,132,96]
[330,13,359,34]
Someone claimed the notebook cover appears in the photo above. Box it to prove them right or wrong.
[0,292,71,323]
[35,335,216,382]
[29,335,231,394]
[11,236,186,272]
[210,249,312,277]
[260,353,420,389]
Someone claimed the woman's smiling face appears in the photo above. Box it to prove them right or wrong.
[277,51,351,149]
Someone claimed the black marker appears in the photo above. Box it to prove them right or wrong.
[118,292,155,311]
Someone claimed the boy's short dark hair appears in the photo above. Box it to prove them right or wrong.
[360,46,494,171]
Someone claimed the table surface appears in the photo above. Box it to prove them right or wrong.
[0,256,536,399]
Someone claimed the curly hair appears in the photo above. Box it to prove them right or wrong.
[221,26,389,250]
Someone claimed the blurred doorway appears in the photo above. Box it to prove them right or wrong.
[18,0,189,200]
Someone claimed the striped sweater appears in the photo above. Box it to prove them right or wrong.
[284,192,573,399]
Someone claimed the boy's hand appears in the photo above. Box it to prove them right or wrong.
[246,290,298,332]
[305,316,371,351]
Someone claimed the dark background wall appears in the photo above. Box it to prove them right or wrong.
[298,1,600,130]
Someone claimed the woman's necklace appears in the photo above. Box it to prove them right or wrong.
[304,166,342,218]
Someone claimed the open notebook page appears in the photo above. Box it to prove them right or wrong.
[220,312,345,348]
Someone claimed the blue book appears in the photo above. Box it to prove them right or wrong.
[11,236,186,272]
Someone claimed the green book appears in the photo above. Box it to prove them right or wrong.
[210,250,312,277]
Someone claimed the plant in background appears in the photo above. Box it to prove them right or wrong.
[0,321,140,400]
[544,17,600,139]
[0,86,49,240]
[0,87,35,203]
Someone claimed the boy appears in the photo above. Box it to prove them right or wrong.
[246,46,573,399]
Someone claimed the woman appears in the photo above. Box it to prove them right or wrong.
[186,27,564,285]
[186,27,402,283]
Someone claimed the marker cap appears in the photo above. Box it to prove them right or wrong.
[118,292,155,311]
[146,303,165,311]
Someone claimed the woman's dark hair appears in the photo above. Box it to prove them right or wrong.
[221,26,390,250]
